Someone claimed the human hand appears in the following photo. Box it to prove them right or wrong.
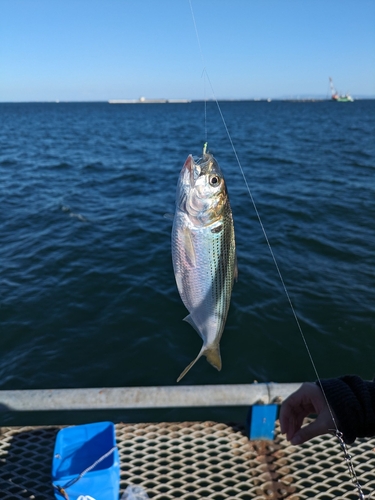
[279,382,337,445]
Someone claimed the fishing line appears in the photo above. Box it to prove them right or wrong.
[187,1,366,498]
[188,0,207,142]
[204,72,207,143]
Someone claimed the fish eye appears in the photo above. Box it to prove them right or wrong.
[209,175,220,186]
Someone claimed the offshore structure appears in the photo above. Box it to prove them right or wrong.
[329,77,354,102]
[108,96,191,104]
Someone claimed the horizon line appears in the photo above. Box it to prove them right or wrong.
[1,96,375,104]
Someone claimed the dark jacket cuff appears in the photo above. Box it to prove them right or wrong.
[317,376,375,444]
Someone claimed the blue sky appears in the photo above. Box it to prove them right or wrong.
[1,0,374,101]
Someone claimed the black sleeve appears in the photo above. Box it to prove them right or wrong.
[317,376,375,444]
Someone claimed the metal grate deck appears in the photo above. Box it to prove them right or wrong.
[1,420,375,500]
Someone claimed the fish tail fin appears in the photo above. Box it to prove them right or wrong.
[177,354,202,383]
[205,344,222,371]
[176,344,222,383]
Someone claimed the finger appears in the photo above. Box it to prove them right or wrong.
[279,389,304,433]
[280,383,323,441]
[280,399,313,437]
[288,410,309,441]
[279,403,290,435]
[291,416,330,445]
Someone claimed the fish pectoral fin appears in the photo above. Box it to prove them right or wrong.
[176,344,222,383]
[182,228,196,267]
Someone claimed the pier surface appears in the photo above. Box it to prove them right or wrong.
[1,420,375,499]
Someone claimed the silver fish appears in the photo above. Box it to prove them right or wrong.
[172,146,237,382]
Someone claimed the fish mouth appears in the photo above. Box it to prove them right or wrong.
[182,154,201,187]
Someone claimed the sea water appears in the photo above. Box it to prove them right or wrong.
[1,100,374,424]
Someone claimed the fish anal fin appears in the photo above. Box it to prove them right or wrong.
[183,314,203,339]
